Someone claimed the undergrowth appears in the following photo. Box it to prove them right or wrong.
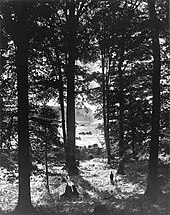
[0,158,170,215]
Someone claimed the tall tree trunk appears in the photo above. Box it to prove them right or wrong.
[13,2,38,215]
[0,62,2,153]
[66,2,78,175]
[101,1,110,165]
[117,48,125,175]
[145,0,163,199]
[45,48,68,165]
[129,91,136,160]
[131,116,136,159]
[106,54,111,164]
[101,53,110,164]
[54,49,68,165]
[45,126,49,192]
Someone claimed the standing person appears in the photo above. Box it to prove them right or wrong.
[110,171,113,184]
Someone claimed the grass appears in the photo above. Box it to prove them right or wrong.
[0,158,169,215]
[1,121,169,214]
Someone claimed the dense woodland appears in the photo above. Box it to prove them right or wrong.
[0,0,169,215]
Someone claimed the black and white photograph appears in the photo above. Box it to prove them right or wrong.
[0,0,169,215]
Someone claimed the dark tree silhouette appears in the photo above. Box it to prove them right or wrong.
[145,0,163,200]
[2,2,40,214]
[117,46,125,175]
[65,1,78,175]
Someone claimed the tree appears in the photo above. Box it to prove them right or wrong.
[145,0,164,200]
[101,2,111,165]
[90,1,116,165]
[28,0,98,175]
[91,0,150,170]
[14,4,39,215]
[63,0,98,174]
[31,105,60,192]
[2,2,39,214]
[64,1,78,175]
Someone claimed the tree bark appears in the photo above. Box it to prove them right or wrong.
[52,48,68,165]
[12,2,39,215]
[145,0,163,199]
[45,47,68,167]
[106,54,111,164]
[45,126,49,192]
[129,91,136,159]
[56,53,67,142]
[66,1,78,175]
[101,53,110,164]
[101,1,111,165]
[0,61,2,152]
[117,48,125,175]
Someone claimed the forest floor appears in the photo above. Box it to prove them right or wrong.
[0,158,170,215]
[1,121,170,215]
